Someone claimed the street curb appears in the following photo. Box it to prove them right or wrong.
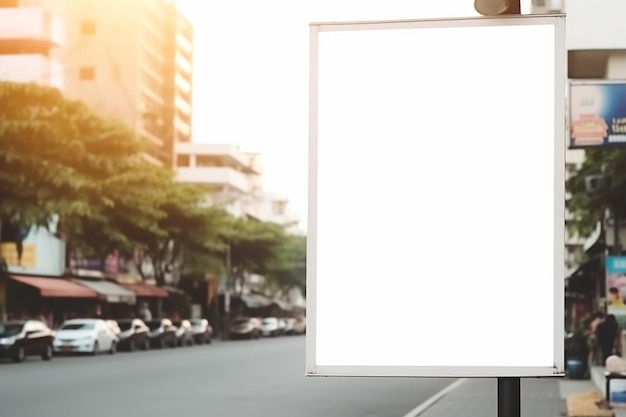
[401,378,467,417]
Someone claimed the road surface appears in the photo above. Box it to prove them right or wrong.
[0,336,454,417]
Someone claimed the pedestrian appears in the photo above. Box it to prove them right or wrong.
[596,314,622,365]
[139,302,152,321]
[587,312,605,367]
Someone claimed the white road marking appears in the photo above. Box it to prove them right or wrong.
[401,378,467,417]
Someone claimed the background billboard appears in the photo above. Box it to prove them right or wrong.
[606,256,626,329]
[569,81,626,149]
[307,15,565,378]
[0,216,66,277]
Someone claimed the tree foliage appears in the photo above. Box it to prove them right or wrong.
[566,148,626,237]
[265,234,306,296]
[131,183,231,285]
[0,81,306,297]
[225,217,286,293]
[0,82,98,227]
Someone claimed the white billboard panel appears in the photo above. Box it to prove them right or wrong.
[307,15,566,378]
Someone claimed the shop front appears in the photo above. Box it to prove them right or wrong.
[5,274,99,328]
[71,277,137,318]
[120,281,168,318]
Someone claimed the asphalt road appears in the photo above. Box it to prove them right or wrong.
[0,336,454,417]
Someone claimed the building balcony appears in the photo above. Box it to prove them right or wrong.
[175,73,191,94]
[174,115,191,138]
[0,8,63,47]
[175,143,263,175]
[176,32,192,56]
[0,54,63,89]
[563,0,626,50]
[175,95,191,117]
[175,53,192,77]
[176,167,251,194]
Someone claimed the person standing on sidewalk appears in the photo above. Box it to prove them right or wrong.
[587,312,605,367]
[596,314,622,364]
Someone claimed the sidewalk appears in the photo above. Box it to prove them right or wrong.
[414,378,563,417]
[414,376,621,417]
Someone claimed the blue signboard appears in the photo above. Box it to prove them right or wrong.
[569,82,626,148]
[606,256,626,329]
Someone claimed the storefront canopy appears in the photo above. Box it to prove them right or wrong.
[240,294,273,309]
[73,279,136,304]
[121,282,168,298]
[272,298,292,311]
[9,275,98,298]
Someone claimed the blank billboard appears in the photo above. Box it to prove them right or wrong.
[307,15,565,378]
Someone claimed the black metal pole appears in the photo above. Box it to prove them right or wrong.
[614,201,621,255]
[498,377,521,417]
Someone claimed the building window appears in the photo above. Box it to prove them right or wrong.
[79,67,95,80]
[272,201,286,216]
[196,155,218,167]
[176,154,190,167]
[81,20,96,35]
[566,163,578,175]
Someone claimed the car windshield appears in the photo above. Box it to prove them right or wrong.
[146,321,161,331]
[190,320,203,327]
[61,323,95,330]
[117,321,133,331]
[262,318,276,324]
[233,318,250,325]
[0,323,23,335]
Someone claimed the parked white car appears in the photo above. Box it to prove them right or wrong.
[260,317,281,337]
[53,318,118,355]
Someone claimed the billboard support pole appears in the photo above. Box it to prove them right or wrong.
[497,377,521,417]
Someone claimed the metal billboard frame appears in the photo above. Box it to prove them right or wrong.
[306,14,566,378]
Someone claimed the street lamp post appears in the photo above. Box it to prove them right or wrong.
[222,243,232,340]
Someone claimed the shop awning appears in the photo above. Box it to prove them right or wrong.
[9,275,98,298]
[121,282,169,298]
[240,294,273,309]
[272,299,292,311]
[73,279,136,304]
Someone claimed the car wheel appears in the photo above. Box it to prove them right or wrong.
[170,338,177,348]
[41,344,53,361]
[109,341,117,355]
[92,341,99,356]
[206,335,212,345]
[143,339,150,351]
[12,346,25,363]
[128,339,136,352]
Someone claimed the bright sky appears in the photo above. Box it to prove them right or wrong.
[175,0,531,231]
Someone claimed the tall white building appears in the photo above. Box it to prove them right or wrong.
[0,5,64,87]
[1,0,194,167]
[174,142,263,218]
[174,142,300,229]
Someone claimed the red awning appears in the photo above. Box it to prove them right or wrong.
[9,275,99,298]
[121,283,168,298]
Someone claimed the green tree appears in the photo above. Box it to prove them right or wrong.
[0,81,175,269]
[225,217,286,294]
[265,234,306,297]
[566,148,626,238]
[131,182,231,285]
[0,81,97,245]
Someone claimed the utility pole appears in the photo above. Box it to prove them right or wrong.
[612,191,621,255]
[222,243,232,340]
